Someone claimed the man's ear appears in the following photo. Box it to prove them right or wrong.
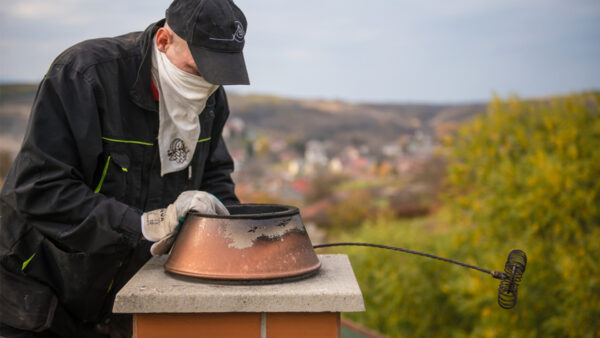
[155,27,171,52]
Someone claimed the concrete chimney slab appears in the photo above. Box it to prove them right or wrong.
[113,254,365,313]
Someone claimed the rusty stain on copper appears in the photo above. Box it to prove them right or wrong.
[164,204,321,280]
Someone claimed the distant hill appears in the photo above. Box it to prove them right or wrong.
[224,93,487,156]
[0,83,485,156]
[0,83,37,155]
[227,93,486,147]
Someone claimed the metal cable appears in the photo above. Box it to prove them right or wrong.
[313,242,492,275]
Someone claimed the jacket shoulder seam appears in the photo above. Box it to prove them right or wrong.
[51,53,139,81]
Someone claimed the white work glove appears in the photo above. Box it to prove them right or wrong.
[142,191,229,256]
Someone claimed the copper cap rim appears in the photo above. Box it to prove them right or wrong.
[165,204,322,281]
[188,203,300,219]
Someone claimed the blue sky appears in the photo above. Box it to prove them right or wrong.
[0,0,598,103]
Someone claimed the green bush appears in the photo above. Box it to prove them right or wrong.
[444,92,600,337]
[335,92,600,337]
[339,216,476,337]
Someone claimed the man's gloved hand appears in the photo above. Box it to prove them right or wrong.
[141,191,229,255]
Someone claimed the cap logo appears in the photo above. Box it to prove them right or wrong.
[209,21,245,43]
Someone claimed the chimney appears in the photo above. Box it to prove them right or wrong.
[113,254,365,337]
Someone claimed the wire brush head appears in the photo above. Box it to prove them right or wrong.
[497,249,527,309]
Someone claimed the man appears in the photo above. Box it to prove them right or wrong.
[0,0,248,336]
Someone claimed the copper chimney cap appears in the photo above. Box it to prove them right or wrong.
[165,204,321,281]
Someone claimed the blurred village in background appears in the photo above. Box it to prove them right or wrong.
[222,93,484,243]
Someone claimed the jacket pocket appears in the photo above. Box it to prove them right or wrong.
[25,237,128,323]
[0,265,58,332]
[94,152,129,202]
[196,109,216,160]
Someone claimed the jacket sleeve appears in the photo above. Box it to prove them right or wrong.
[3,65,142,254]
[199,88,240,205]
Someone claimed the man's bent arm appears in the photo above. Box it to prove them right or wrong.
[2,66,142,254]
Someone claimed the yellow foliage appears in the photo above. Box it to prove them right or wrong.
[340,92,600,337]
[444,92,600,336]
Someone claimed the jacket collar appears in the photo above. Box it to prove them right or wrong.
[129,19,165,113]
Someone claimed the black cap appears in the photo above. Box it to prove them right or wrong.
[166,0,249,85]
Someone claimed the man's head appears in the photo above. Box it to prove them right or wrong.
[161,0,249,85]
[155,23,200,76]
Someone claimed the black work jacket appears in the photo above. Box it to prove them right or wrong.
[0,19,238,329]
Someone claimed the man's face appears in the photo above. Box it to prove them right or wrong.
[156,24,200,76]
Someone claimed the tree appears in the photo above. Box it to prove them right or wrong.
[340,92,600,337]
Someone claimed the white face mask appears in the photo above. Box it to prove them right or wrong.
[151,35,218,176]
